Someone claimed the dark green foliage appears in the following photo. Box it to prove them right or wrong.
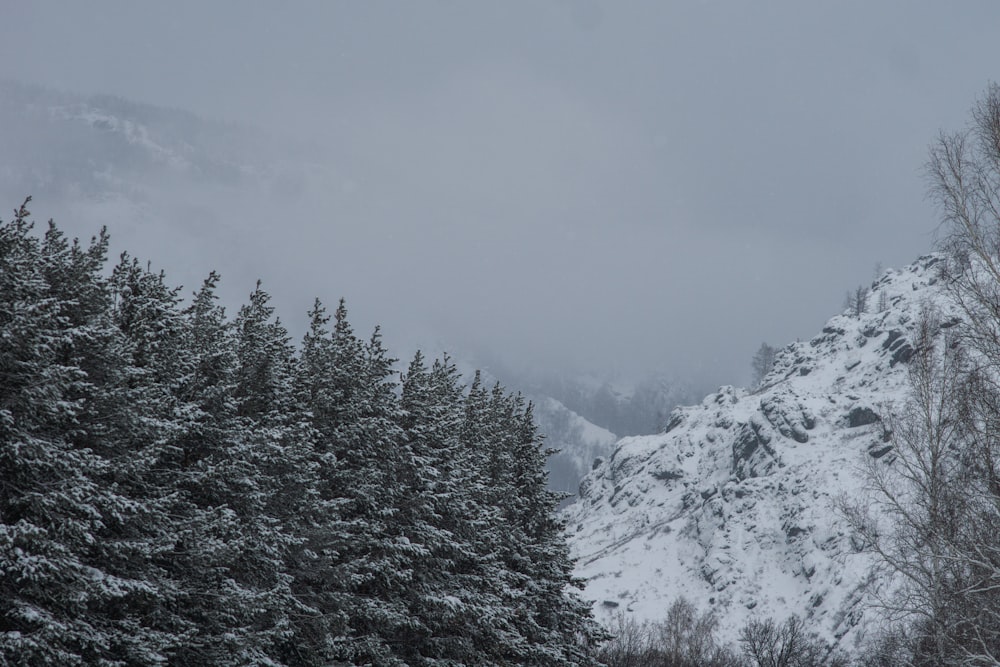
[0,199,171,664]
[0,200,602,665]
[457,378,606,665]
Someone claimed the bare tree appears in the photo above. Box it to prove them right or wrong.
[873,261,885,287]
[739,615,844,667]
[596,598,742,667]
[855,625,915,667]
[930,82,1000,366]
[597,613,656,667]
[752,343,777,387]
[842,306,974,665]
[655,597,740,666]
[843,83,1000,666]
[877,289,890,313]
[926,81,1000,666]
[845,284,869,317]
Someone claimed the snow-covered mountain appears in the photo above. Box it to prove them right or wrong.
[0,79,317,199]
[531,372,706,438]
[564,254,958,652]
[533,396,619,497]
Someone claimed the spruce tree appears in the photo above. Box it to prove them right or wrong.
[327,306,413,665]
[184,280,311,665]
[0,200,604,666]
[397,353,509,665]
[66,239,186,665]
[505,401,605,665]
[289,299,352,664]
[295,299,413,665]
[108,264,304,665]
[460,378,605,665]
[107,254,228,665]
[0,201,169,664]
[457,374,533,663]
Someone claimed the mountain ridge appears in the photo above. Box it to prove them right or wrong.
[564,253,957,652]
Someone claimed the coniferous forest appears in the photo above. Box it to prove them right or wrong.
[0,198,605,666]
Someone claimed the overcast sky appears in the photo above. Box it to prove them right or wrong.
[4,1,1000,387]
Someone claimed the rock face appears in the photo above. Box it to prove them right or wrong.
[564,255,957,652]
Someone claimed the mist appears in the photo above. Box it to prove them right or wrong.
[4,1,1000,388]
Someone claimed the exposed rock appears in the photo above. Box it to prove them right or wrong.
[664,411,685,433]
[848,406,880,428]
[732,421,777,479]
[565,254,962,652]
[653,468,684,482]
[868,444,893,459]
[882,330,905,352]
[761,393,815,444]
[890,343,914,367]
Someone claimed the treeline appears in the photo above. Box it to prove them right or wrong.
[0,199,603,666]
[597,598,851,667]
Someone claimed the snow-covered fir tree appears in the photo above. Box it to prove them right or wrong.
[0,201,602,666]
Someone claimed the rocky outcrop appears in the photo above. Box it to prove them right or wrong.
[565,255,960,651]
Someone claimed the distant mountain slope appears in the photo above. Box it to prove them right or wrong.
[0,79,343,307]
[435,351,703,498]
[527,371,706,437]
[533,396,619,496]
[564,255,957,651]
[0,79,287,198]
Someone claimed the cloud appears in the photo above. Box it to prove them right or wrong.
[3,1,1000,388]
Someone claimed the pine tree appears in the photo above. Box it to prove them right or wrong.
[456,376,538,663]
[751,343,777,386]
[296,299,414,665]
[0,200,605,666]
[396,353,513,665]
[65,239,186,664]
[328,306,413,665]
[181,279,312,665]
[0,201,169,664]
[505,401,606,665]
[459,378,605,665]
[287,298,352,665]
[108,265,304,665]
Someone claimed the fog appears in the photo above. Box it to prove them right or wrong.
[4,1,1000,387]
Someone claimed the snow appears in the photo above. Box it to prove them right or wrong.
[564,255,957,651]
[530,395,619,497]
[539,396,617,452]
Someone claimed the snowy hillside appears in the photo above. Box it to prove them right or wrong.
[526,371,706,438]
[564,254,958,651]
[533,396,619,497]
